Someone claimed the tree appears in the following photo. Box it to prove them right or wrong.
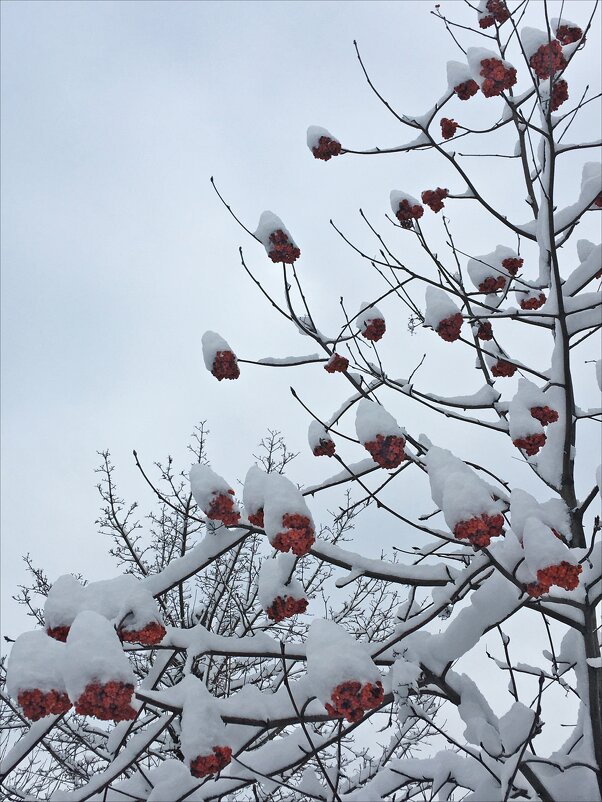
[1,1,601,800]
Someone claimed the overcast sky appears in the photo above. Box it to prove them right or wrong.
[1,0,600,689]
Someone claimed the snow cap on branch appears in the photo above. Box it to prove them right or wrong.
[308,420,336,457]
[255,211,300,264]
[307,125,342,161]
[44,574,86,636]
[510,488,571,543]
[263,473,315,555]
[356,302,386,341]
[7,630,67,699]
[257,553,307,621]
[521,518,579,578]
[467,245,519,293]
[243,465,268,524]
[178,676,230,766]
[190,463,241,526]
[202,331,240,381]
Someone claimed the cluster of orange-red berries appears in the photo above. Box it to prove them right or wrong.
[594,193,602,208]
[454,513,505,548]
[551,79,569,111]
[47,625,70,642]
[272,513,315,556]
[556,24,583,45]
[479,0,510,28]
[526,561,582,598]
[312,136,342,161]
[248,509,264,528]
[501,256,523,276]
[118,621,166,646]
[18,689,72,722]
[520,293,547,310]
[530,40,566,80]
[480,58,517,97]
[491,359,516,377]
[436,313,463,342]
[422,187,449,213]
[513,432,547,456]
[75,681,136,722]
[211,351,240,381]
[361,318,386,342]
[440,118,458,140]
[530,405,559,425]
[268,230,301,264]
[395,199,424,229]
[207,490,240,527]
[477,321,493,341]
[324,353,349,373]
[364,434,406,469]
[479,275,507,294]
[325,680,385,723]
[190,746,233,778]
[265,595,308,622]
[454,79,479,100]
[313,438,336,457]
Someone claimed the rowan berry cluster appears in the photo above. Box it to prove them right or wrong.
[513,432,547,456]
[440,118,458,140]
[477,321,493,340]
[361,318,386,341]
[436,313,463,342]
[594,193,602,208]
[267,229,301,264]
[272,513,315,556]
[454,79,479,100]
[18,689,72,721]
[453,513,505,548]
[478,0,510,28]
[190,746,233,778]
[530,405,559,425]
[501,256,523,276]
[421,187,448,212]
[47,625,70,642]
[526,561,582,598]
[75,681,136,721]
[519,293,546,310]
[480,58,517,97]
[324,680,384,723]
[395,198,424,229]
[364,434,406,469]
[313,438,336,457]
[207,490,241,527]
[312,136,342,161]
[119,621,166,646]
[555,24,583,45]
[211,351,240,381]
[491,359,516,377]
[529,41,566,80]
[551,79,569,111]
[324,353,349,373]
[265,595,308,622]
[248,509,264,528]
[479,275,506,294]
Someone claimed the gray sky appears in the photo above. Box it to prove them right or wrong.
[1,0,600,672]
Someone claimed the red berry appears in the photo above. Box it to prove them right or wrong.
[325,681,384,723]
[325,353,349,373]
[491,359,516,377]
[479,275,506,293]
[480,57,517,97]
[421,187,449,212]
[440,118,458,140]
[364,434,406,469]
[526,561,582,597]
[530,405,559,425]
[519,293,546,310]
[453,513,504,547]
[479,14,495,29]
[395,198,424,229]
[551,79,569,111]
[75,681,136,722]
[248,509,264,528]
[436,313,463,342]
[513,432,547,456]
[118,621,166,646]
[267,229,301,264]
[211,350,240,381]
[273,513,315,556]
[486,0,510,23]
[18,688,72,721]
[361,318,386,342]
[555,25,583,46]
[477,321,493,341]
[501,256,523,276]
[265,595,308,622]
[190,746,232,778]
[454,79,479,100]
[312,136,342,161]
[594,193,602,209]
[313,438,336,457]
[207,491,240,527]
[46,626,70,642]
[529,41,566,80]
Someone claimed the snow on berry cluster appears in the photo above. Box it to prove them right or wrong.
[468,245,521,294]
[425,446,506,548]
[440,118,458,140]
[255,211,300,264]
[202,331,240,381]
[510,379,558,457]
[307,619,384,723]
[324,352,349,373]
[554,20,583,46]
[424,286,463,342]
[489,357,517,377]
[477,0,509,29]
[476,321,493,341]
[517,289,547,310]
[467,48,517,98]
[530,40,567,81]
[190,463,241,527]
[7,631,72,721]
[390,190,424,229]
[243,465,267,528]
[421,187,448,213]
[262,473,315,556]
[356,399,406,469]
[307,126,342,161]
[551,79,569,111]
[356,302,386,341]
[190,747,233,778]
[308,420,336,457]
[258,552,308,623]
[179,676,232,778]
[75,681,136,721]
[447,61,479,100]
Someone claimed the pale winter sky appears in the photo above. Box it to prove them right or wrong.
[1,0,600,720]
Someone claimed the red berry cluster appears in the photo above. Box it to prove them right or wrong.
[211,351,240,381]
[529,41,566,80]
[513,432,547,456]
[395,198,424,229]
[18,688,72,721]
[477,321,493,341]
[364,434,406,469]
[421,187,449,212]
[325,353,349,373]
[312,136,342,161]
[361,318,386,341]
[248,509,264,528]
[268,230,301,264]
[526,561,582,598]
[313,438,336,457]
[190,746,233,778]
[440,118,458,140]
[265,595,308,622]
[519,293,546,310]
[436,313,463,342]
[454,79,479,101]
[480,58,517,97]
[491,359,517,377]
[501,256,523,276]
[47,625,70,642]
[479,275,506,293]
[556,25,583,45]
[207,490,240,527]
[594,193,602,208]
[119,621,166,646]
[530,405,559,425]
[453,513,505,548]
[551,79,569,111]
[479,0,510,28]
[272,513,315,556]
[75,681,136,722]
[324,680,384,723]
